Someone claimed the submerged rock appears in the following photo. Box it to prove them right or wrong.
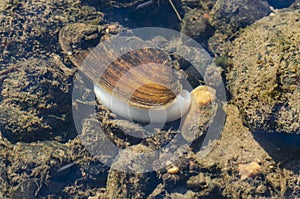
[0,58,74,142]
[227,9,300,134]
[0,0,102,65]
[106,144,158,199]
[209,0,271,34]
[181,9,214,43]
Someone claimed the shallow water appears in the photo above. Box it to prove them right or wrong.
[0,0,299,198]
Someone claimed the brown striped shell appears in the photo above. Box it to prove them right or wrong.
[59,23,182,109]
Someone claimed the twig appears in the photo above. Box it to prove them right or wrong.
[168,0,183,22]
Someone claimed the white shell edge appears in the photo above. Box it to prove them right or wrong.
[94,84,191,123]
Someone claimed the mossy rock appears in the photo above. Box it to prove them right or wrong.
[227,9,300,134]
[0,58,75,142]
[0,0,103,65]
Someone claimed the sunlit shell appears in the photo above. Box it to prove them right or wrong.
[59,24,190,122]
[167,166,180,174]
[85,46,182,109]
[238,161,261,180]
[181,86,217,141]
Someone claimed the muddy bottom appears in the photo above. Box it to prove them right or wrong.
[0,0,299,198]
